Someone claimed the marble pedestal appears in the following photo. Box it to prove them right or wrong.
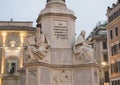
[18,68,26,85]
[74,64,99,85]
[25,62,99,85]
[25,62,50,85]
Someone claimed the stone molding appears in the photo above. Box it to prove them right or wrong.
[1,74,19,80]
[0,26,36,31]
[24,62,99,68]
[36,13,76,23]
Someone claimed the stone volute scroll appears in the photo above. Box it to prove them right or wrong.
[74,30,97,64]
[26,27,49,62]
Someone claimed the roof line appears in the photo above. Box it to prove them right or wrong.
[0,21,33,23]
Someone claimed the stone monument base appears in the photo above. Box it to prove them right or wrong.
[25,62,99,85]
[0,74,19,85]
[74,64,99,85]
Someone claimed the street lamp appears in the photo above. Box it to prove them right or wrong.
[101,62,107,66]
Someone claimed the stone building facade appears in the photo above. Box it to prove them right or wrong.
[106,0,120,85]
[87,21,109,85]
[0,21,36,85]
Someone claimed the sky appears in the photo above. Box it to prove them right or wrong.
[0,0,117,37]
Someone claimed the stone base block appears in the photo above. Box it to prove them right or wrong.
[1,74,19,85]
[74,65,99,85]
[25,62,99,85]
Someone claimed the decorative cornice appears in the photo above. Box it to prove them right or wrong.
[1,74,20,79]
[107,0,120,14]
[0,26,36,31]
[36,13,76,23]
[24,62,99,68]
[106,16,120,29]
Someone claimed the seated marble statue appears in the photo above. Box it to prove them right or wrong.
[26,27,49,61]
[74,31,97,64]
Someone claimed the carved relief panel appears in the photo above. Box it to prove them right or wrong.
[52,70,72,85]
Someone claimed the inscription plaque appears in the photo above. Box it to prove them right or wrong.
[53,20,68,40]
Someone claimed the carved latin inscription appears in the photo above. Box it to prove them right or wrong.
[53,20,68,40]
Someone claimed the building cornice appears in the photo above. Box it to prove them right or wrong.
[0,26,36,31]
[106,16,120,29]
[0,21,33,23]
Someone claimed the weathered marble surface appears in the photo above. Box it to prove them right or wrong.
[2,75,19,85]
[27,67,37,85]
[25,63,99,85]
[25,0,99,85]
[26,27,49,62]
[40,67,50,84]
[74,31,97,64]
[52,70,72,84]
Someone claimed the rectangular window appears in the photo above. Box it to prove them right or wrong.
[115,62,118,73]
[119,43,120,50]
[112,81,114,85]
[119,80,120,85]
[111,15,114,21]
[117,80,119,85]
[111,46,114,56]
[114,45,117,55]
[119,9,120,15]
[116,11,119,17]
[109,16,111,22]
[104,71,109,82]
[115,80,118,85]
[118,61,120,72]
[103,41,107,49]
[10,63,16,74]
[111,64,114,74]
[114,12,117,19]
[111,44,120,56]
[115,26,118,36]
[117,44,120,54]
[103,42,107,49]
[103,54,108,62]
[7,62,16,74]
[110,30,113,39]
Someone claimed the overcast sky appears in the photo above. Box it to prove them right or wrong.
[0,0,117,37]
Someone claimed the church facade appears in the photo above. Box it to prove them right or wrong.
[0,21,36,85]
